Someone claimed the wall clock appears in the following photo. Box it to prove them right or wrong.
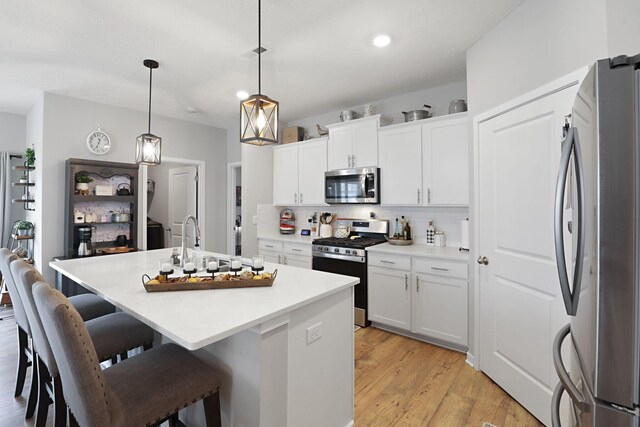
[86,125,111,155]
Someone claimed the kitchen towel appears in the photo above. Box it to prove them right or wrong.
[460,219,470,250]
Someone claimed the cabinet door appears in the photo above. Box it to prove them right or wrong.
[298,139,328,205]
[273,145,299,205]
[422,119,469,205]
[259,249,282,264]
[283,254,312,269]
[327,126,352,170]
[379,125,422,205]
[413,273,468,346]
[368,267,411,330]
[351,119,378,167]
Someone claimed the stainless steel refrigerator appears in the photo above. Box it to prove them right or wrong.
[552,55,640,426]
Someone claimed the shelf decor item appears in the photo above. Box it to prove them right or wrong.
[240,0,279,146]
[136,59,162,165]
[75,174,93,194]
[25,147,35,166]
[16,221,34,237]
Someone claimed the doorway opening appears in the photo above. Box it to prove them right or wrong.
[142,158,205,251]
[227,162,241,256]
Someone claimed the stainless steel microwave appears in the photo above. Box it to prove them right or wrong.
[325,167,379,204]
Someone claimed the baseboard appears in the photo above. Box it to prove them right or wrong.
[345,421,354,427]
[466,352,478,370]
[370,323,468,353]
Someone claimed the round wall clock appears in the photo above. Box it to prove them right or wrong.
[86,126,111,155]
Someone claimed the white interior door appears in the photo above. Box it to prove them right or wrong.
[168,166,197,248]
[478,86,577,425]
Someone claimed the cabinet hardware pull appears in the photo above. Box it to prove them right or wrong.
[294,193,298,204]
[278,254,281,263]
[477,256,489,265]
[284,255,287,264]
[380,260,395,264]
[292,249,302,252]
[352,154,356,167]
[405,274,408,290]
[300,193,303,204]
[417,188,421,204]
[427,188,431,203]
[430,267,449,272]
[416,276,420,292]
[265,245,274,248]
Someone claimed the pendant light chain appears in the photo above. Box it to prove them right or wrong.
[258,0,261,95]
[148,66,153,134]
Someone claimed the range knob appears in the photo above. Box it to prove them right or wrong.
[334,248,340,253]
[345,250,351,254]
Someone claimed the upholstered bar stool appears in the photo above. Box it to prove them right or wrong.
[1,248,116,420]
[12,260,155,427]
[33,283,223,427]
[0,248,37,417]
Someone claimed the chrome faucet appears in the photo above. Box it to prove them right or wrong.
[180,215,201,268]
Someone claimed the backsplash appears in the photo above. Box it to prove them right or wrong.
[258,204,469,247]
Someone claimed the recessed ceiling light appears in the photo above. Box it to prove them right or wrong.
[186,107,198,114]
[373,34,391,48]
[236,90,249,99]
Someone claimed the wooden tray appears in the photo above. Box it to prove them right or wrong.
[102,247,136,254]
[386,237,414,246]
[142,270,277,293]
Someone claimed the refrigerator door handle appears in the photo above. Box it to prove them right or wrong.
[554,127,585,316]
[553,324,589,413]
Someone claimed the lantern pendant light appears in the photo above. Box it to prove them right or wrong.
[240,0,279,145]
[136,59,162,165]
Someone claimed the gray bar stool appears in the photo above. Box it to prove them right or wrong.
[12,260,155,427]
[33,282,222,427]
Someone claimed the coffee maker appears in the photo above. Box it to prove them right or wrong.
[77,226,93,257]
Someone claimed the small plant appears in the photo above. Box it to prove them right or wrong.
[75,174,94,184]
[25,147,35,166]
[17,220,33,230]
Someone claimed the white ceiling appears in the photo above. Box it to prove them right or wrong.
[0,0,524,129]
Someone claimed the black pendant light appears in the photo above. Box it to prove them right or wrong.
[240,0,279,145]
[136,59,162,165]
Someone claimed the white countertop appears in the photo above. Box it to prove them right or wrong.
[49,249,358,350]
[258,234,315,245]
[366,243,470,261]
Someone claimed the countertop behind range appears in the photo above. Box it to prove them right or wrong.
[257,234,315,245]
[366,243,469,261]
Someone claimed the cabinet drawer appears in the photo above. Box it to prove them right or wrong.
[413,258,468,279]
[368,253,411,271]
[283,242,311,257]
[259,240,283,253]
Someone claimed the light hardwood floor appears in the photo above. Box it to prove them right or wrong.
[355,327,544,427]
[0,304,542,427]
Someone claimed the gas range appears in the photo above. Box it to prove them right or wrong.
[312,219,388,263]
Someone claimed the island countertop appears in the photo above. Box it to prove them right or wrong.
[49,248,359,350]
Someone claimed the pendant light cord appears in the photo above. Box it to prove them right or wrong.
[258,0,261,95]
[148,66,153,134]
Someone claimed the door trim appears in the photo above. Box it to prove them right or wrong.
[227,161,241,255]
[139,157,206,251]
[470,67,589,370]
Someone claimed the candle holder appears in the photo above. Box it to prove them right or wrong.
[158,259,174,277]
[202,256,220,279]
[251,255,265,273]
[230,256,243,276]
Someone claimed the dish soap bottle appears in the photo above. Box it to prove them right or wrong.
[394,217,401,238]
[426,219,435,246]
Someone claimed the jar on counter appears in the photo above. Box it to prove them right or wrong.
[434,231,446,247]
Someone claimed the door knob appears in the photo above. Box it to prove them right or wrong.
[477,256,489,265]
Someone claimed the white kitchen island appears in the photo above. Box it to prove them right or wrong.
[49,248,358,427]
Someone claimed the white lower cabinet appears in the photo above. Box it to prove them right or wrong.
[257,239,312,269]
[368,253,469,348]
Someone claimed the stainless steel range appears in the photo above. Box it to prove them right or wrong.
[312,219,388,327]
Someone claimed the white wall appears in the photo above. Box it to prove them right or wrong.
[0,112,26,153]
[32,93,227,281]
[241,143,273,257]
[287,81,467,137]
[25,95,44,269]
[606,0,640,57]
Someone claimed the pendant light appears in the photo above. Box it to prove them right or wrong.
[240,0,279,145]
[136,59,162,165]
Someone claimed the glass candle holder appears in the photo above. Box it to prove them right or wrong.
[182,257,197,275]
[158,259,174,276]
[252,255,264,272]
[203,256,219,275]
[230,256,243,273]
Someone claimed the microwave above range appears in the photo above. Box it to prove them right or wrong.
[325,167,379,204]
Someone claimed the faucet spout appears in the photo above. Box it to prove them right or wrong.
[180,215,201,267]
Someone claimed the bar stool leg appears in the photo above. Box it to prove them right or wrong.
[203,392,222,427]
[25,350,38,419]
[53,375,67,427]
[68,408,79,427]
[34,357,49,427]
[15,326,28,396]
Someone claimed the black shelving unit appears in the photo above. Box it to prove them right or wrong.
[64,159,139,258]
[12,164,35,211]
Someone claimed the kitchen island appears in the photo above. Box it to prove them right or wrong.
[50,248,358,427]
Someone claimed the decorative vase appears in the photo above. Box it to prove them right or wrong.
[76,183,89,191]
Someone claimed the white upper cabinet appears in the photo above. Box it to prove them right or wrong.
[379,124,423,206]
[298,138,328,205]
[327,115,379,170]
[422,114,469,206]
[273,138,328,206]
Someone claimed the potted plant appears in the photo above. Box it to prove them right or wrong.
[16,220,34,237]
[25,147,35,166]
[75,174,94,192]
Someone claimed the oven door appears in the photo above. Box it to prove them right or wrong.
[325,167,379,204]
[312,255,369,327]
